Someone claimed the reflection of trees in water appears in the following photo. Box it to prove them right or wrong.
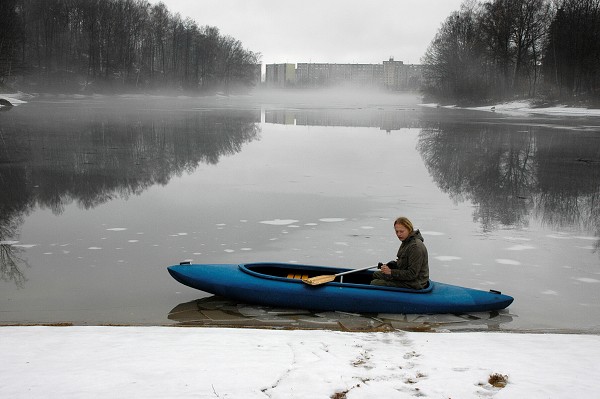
[0,242,28,288]
[0,165,32,287]
[0,211,29,288]
[2,106,261,215]
[418,123,600,247]
[534,137,600,236]
[418,124,537,231]
[0,104,261,284]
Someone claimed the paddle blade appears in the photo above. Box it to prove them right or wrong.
[302,274,336,285]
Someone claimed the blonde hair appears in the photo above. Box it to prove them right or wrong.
[394,217,414,232]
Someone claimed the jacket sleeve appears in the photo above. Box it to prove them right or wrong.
[391,243,426,281]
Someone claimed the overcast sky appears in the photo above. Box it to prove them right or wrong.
[156,0,465,66]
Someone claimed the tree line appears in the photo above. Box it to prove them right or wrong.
[421,0,600,105]
[0,0,261,93]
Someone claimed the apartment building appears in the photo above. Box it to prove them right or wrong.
[265,58,421,90]
[265,63,296,88]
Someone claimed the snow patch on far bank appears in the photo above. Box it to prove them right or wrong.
[420,101,600,117]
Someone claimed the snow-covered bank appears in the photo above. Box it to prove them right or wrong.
[0,92,29,106]
[421,100,600,117]
[471,101,600,117]
[1,326,599,398]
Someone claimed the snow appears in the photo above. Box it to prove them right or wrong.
[1,326,599,398]
[476,101,600,116]
[420,100,600,117]
[0,94,27,106]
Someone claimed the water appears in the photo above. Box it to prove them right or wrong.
[1,91,599,332]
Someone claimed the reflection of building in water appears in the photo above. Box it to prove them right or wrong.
[264,109,296,125]
[263,108,420,131]
[265,58,422,90]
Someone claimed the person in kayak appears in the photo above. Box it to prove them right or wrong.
[371,216,429,289]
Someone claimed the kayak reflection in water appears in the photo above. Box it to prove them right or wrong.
[371,217,430,289]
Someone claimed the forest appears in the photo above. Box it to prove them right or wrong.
[422,0,600,105]
[0,0,261,94]
[1,0,599,103]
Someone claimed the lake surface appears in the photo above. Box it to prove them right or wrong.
[1,91,599,332]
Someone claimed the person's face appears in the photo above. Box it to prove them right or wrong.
[394,223,410,241]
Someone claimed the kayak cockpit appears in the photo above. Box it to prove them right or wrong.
[240,262,374,284]
[239,262,434,293]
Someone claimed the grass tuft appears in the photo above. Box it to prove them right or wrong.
[488,373,508,388]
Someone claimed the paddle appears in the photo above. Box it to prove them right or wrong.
[302,264,379,286]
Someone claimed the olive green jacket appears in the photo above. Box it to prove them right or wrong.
[387,230,429,289]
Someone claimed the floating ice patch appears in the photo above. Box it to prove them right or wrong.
[574,277,600,283]
[106,228,127,231]
[12,244,36,248]
[260,219,299,226]
[240,248,252,251]
[0,241,19,245]
[88,247,102,250]
[506,244,535,251]
[495,259,521,265]
[576,245,595,250]
[305,223,318,226]
[542,290,558,295]
[177,233,188,236]
[546,234,572,240]
[128,240,139,243]
[434,256,461,261]
[503,236,531,241]
[224,249,235,253]
[360,226,374,230]
[422,231,445,236]
[319,218,346,223]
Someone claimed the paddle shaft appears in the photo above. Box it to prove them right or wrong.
[336,265,379,281]
[303,264,378,285]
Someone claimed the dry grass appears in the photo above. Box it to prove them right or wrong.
[330,392,347,399]
[488,373,509,388]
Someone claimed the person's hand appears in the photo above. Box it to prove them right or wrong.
[380,264,392,275]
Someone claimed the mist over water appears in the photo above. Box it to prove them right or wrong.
[1,92,599,331]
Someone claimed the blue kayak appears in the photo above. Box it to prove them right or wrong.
[167,262,514,314]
